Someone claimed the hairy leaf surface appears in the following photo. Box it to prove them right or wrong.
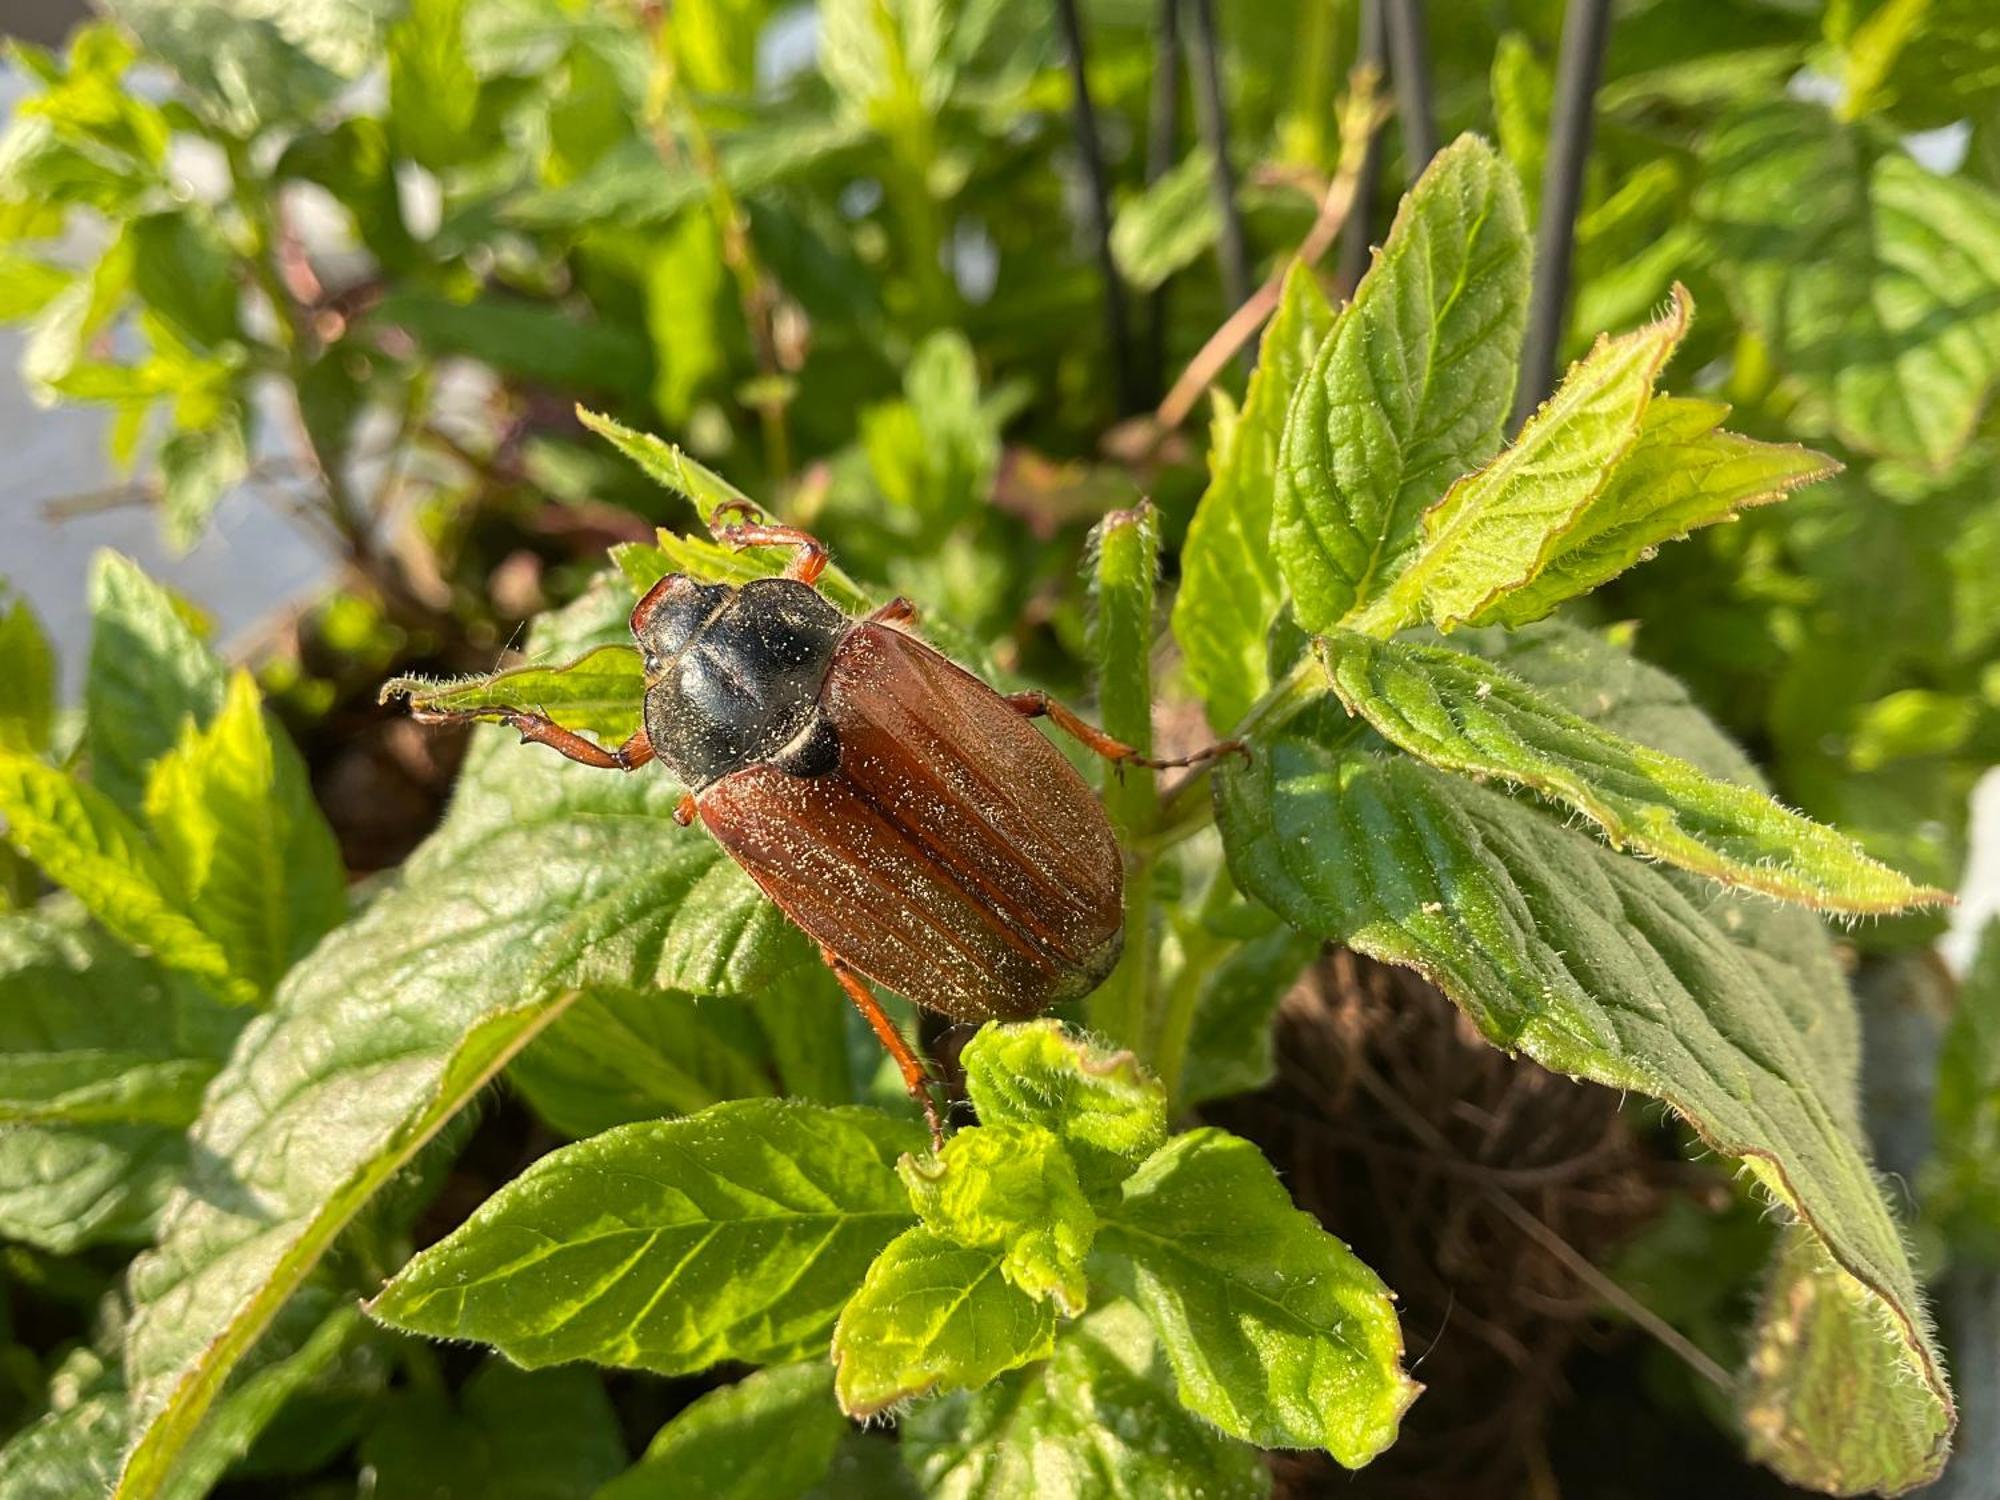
[1095,1129,1416,1465]
[1273,135,1529,631]
[903,1301,1270,1500]
[372,1100,919,1372]
[599,1363,844,1500]
[380,644,646,746]
[1215,624,1954,1491]
[1318,630,1941,912]
[1175,263,1335,731]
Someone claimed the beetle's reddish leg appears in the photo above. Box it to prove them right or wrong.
[709,516,831,586]
[491,714,654,771]
[867,596,918,628]
[672,793,698,826]
[1001,691,1248,771]
[824,949,945,1149]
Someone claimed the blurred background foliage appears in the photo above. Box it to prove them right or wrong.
[1,0,1998,1495]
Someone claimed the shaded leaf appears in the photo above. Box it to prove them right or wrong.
[0,595,56,755]
[598,1363,843,1500]
[1174,262,1336,731]
[1318,629,1942,912]
[903,1300,1270,1500]
[1273,135,1530,631]
[157,415,248,552]
[361,1361,626,1500]
[380,644,646,746]
[509,985,776,1138]
[1356,286,1691,633]
[371,1100,919,1373]
[958,1021,1166,1203]
[1927,918,2000,1259]
[375,292,649,395]
[1095,1129,1415,1465]
[831,1228,1056,1416]
[1697,100,2000,468]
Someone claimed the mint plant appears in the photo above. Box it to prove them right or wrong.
[2,3,1996,1498]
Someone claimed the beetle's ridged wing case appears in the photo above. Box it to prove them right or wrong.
[697,623,1124,1022]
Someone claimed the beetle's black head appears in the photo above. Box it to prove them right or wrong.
[632,575,849,790]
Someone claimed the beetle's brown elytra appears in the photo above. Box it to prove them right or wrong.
[404,515,1242,1143]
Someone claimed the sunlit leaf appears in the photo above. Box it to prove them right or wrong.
[1273,135,1530,631]
[1355,286,1691,633]
[831,1228,1056,1416]
[380,644,646,746]
[903,1300,1270,1500]
[1095,1129,1417,1465]
[1317,629,1943,912]
[371,1100,919,1373]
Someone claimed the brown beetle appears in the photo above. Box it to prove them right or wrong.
[409,506,1235,1140]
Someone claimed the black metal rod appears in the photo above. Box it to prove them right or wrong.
[1184,0,1251,364]
[1053,0,1139,416]
[1513,0,1613,430]
[1382,0,1437,178]
[1141,0,1183,405]
[1338,0,1388,293]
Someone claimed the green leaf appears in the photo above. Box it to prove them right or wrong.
[1469,397,1839,626]
[588,410,873,614]
[958,1021,1166,1203]
[1109,147,1221,293]
[143,670,347,997]
[1697,100,2000,468]
[579,406,757,522]
[0,755,249,1002]
[1214,623,1954,1492]
[1177,908,1318,1109]
[1317,630,1943,913]
[83,552,227,819]
[599,1363,844,1500]
[1174,262,1336,732]
[370,1099,920,1373]
[1491,34,1551,216]
[509,985,776,1137]
[375,293,649,395]
[900,1123,1096,1315]
[1094,1129,1415,1465]
[1354,286,1692,634]
[645,213,731,426]
[1742,1226,1955,1496]
[0,251,70,321]
[361,1362,626,1500]
[101,0,347,136]
[830,1228,1056,1416]
[127,213,239,353]
[384,0,481,173]
[0,595,56,755]
[1927,918,2000,1258]
[903,1300,1269,1500]
[114,586,812,1500]
[158,415,249,551]
[380,644,646,746]
[1273,134,1531,632]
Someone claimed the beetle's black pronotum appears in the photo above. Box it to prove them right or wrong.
[403,505,1239,1141]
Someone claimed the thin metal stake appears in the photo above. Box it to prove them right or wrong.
[1514,0,1613,430]
[1383,0,1438,176]
[1184,0,1252,366]
[1338,0,1388,293]
[1142,0,1183,405]
[1054,0,1139,415]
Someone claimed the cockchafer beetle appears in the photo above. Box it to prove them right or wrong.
[405,503,1239,1143]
